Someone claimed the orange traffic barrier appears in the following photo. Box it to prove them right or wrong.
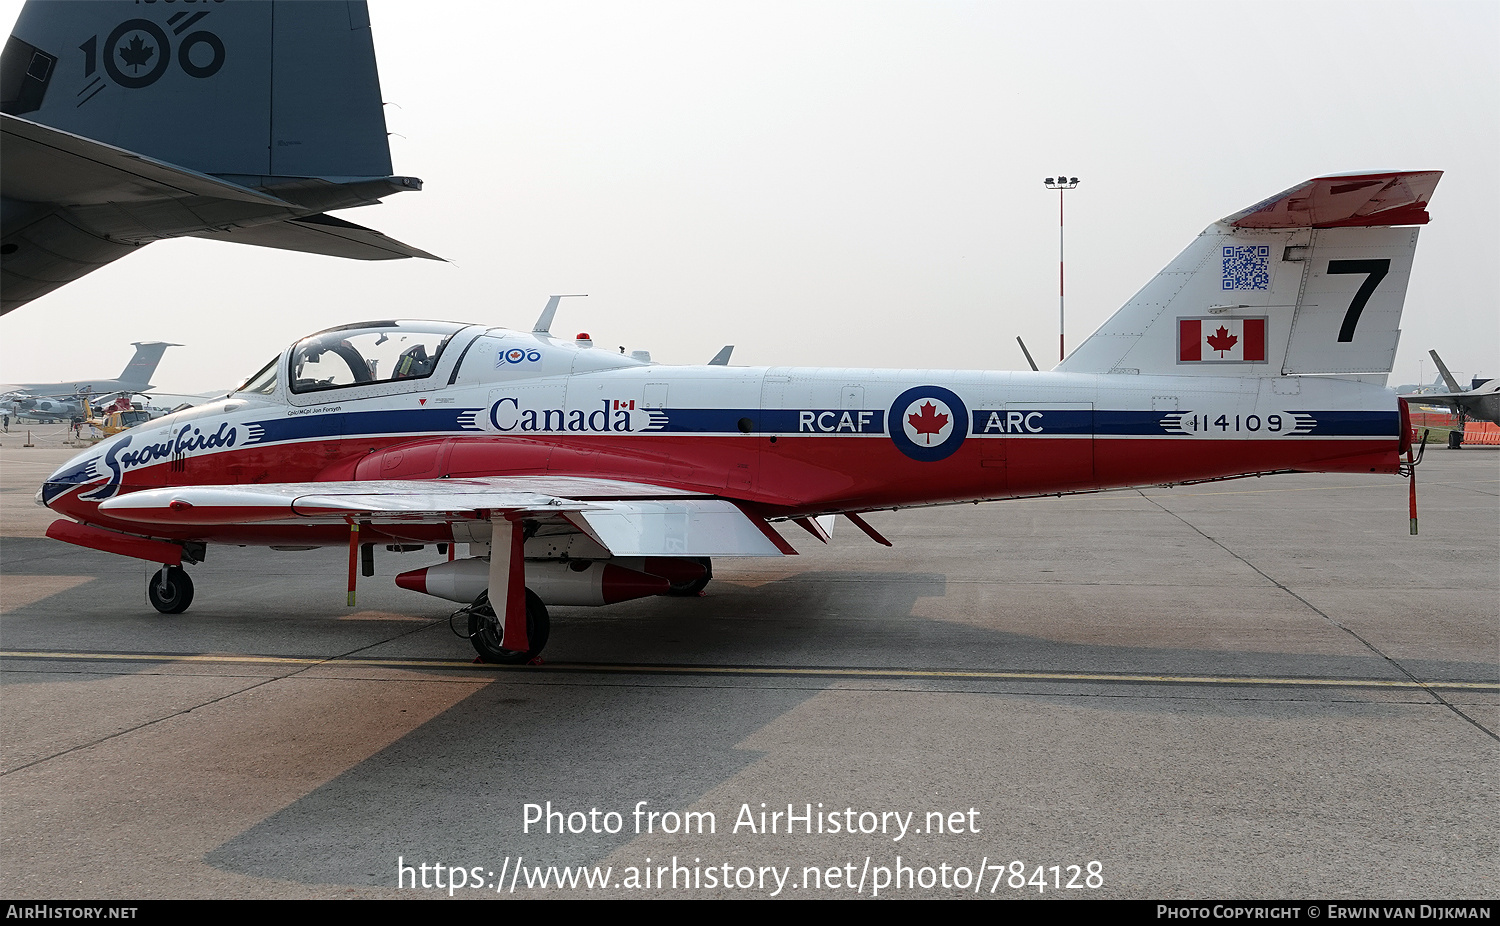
[1463,421,1500,445]
[1409,411,1460,429]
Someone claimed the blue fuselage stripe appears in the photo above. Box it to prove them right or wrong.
[236,407,1399,442]
[248,408,482,443]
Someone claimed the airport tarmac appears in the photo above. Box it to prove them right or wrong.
[1,433,1495,900]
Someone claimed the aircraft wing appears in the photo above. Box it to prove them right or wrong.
[1400,392,1463,410]
[1400,386,1500,425]
[94,477,791,557]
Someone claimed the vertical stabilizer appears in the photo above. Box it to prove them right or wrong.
[1428,351,1463,394]
[3,0,393,180]
[117,342,180,388]
[1058,172,1440,379]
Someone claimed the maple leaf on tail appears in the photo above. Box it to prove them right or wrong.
[907,401,949,444]
[120,35,155,72]
[1206,325,1238,356]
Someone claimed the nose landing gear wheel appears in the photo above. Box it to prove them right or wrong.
[148,565,194,614]
[467,589,550,664]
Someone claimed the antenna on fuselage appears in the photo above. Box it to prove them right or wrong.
[1016,336,1039,372]
[533,294,589,335]
[708,345,734,366]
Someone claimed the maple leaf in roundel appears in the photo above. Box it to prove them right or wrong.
[1206,325,1238,356]
[119,34,155,73]
[907,401,949,444]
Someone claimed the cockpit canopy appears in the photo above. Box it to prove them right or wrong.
[285,321,467,394]
[232,320,473,398]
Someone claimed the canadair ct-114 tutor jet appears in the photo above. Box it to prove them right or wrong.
[38,171,1439,663]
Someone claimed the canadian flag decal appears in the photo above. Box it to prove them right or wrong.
[1179,317,1267,363]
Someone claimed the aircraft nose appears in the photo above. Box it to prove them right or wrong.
[39,445,109,508]
[39,478,75,509]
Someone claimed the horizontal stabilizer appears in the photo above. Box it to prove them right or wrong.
[1225,171,1441,229]
[3,114,431,312]
[1,113,290,208]
[2,113,435,311]
[190,213,443,261]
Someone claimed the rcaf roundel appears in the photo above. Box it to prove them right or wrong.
[1179,317,1268,363]
[889,385,969,462]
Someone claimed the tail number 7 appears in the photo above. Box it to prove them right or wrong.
[1326,259,1390,342]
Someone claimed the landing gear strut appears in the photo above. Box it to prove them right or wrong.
[466,588,550,664]
[148,565,194,614]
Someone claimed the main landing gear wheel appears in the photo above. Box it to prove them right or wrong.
[148,565,194,614]
[665,556,713,597]
[467,589,550,664]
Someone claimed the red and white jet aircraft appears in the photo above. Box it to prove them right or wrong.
[39,171,1439,663]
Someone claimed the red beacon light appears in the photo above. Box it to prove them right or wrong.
[575,332,593,348]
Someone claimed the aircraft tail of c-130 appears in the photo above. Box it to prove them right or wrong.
[0,0,439,315]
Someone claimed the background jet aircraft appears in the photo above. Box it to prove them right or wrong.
[2,340,179,421]
[0,0,438,315]
[3,340,179,397]
[1401,350,1499,425]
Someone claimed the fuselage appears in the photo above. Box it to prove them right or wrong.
[40,321,1404,548]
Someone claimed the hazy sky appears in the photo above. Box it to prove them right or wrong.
[2,0,1495,395]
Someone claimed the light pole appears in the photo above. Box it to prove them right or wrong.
[1044,175,1080,362]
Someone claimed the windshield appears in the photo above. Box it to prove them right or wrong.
[234,357,279,395]
[288,321,465,394]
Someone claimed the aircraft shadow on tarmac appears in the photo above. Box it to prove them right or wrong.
[5,538,1494,884]
[203,679,813,883]
[3,537,1493,686]
[197,595,1494,889]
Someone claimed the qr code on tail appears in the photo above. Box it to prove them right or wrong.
[1222,245,1270,291]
